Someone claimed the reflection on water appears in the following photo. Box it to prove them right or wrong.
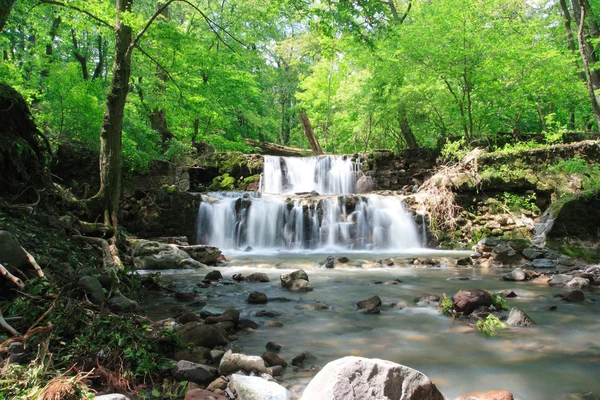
[142,256,600,400]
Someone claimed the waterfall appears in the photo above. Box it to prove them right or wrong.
[196,156,421,252]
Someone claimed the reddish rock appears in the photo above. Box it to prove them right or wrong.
[184,388,227,400]
[452,289,492,315]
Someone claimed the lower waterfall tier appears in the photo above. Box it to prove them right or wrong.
[196,192,422,251]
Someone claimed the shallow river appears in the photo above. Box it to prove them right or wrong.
[142,251,600,400]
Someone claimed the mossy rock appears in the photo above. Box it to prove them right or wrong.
[208,173,236,191]
[239,174,260,191]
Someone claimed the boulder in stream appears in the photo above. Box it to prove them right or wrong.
[506,307,535,327]
[502,268,526,282]
[281,269,309,286]
[300,356,444,400]
[228,374,294,400]
[219,350,271,375]
[356,295,382,314]
[171,360,217,385]
[176,322,229,348]
[452,289,492,315]
[247,291,268,304]
[566,277,590,290]
[133,241,193,270]
[176,244,222,265]
[245,272,270,283]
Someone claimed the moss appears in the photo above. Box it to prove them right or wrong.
[239,174,261,191]
[208,173,236,191]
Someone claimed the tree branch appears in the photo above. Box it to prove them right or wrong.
[134,44,182,94]
[38,0,112,29]
[126,0,177,58]
[0,263,25,289]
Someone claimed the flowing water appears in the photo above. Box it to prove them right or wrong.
[143,255,600,400]
[167,155,600,399]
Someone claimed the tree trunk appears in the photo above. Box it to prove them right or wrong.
[92,35,104,80]
[94,0,133,236]
[399,115,418,149]
[0,0,16,33]
[71,29,89,80]
[572,0,600,90]
[577,4,600,129]
[299,109,323,155]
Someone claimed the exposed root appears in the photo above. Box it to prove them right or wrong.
[0,263,25,289]
[22,247,45,278]
[73,236,123,298]
[0,309,20,336]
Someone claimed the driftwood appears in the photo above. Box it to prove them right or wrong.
[298,109,324,155]
[243,138,309,157]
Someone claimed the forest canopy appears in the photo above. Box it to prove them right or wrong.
[1,0,599,169]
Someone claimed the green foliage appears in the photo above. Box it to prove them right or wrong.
[209,173,236,191]
[491,293,509,312]
[440,138,469,163]
[438,293,454,317]
[499,192,540,214]
[476,314,507,337]
[550,158,600,193]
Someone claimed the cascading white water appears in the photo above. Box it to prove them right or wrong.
[196,156,422,252]
[262,155,360,194]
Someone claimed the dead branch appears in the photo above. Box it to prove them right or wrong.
[0,309,20,336]
[0,263,25,289]
[22,247,45,278]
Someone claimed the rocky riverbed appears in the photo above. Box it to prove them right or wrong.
[136,245,600,400]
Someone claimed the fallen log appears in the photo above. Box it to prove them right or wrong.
[244,138,310,157]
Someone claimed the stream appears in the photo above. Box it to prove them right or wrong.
[142,251,600,400]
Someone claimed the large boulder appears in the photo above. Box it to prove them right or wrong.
[356,175,379,194]
[246,272,270,283]
[280,269,313,292]
[506,307,535,327]
[502,268,526,282]
[219,350,271,375]
[228,374,294,400]
[177,245,222,265]
[356,295,382,314]
[452,289,492,315]
[133,241,195,270]
[0,230,30,270]
[300,356,444,400]
[78,275,106,304]
[176,322,229,348]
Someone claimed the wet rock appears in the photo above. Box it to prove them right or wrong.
[566,277,590,290]
[562,290,585,303]
[381,258,395,266]
[289,279,314,292]
[502,290,518,298]
[184,388,226,400]
[247,291,268,304]
[452,289,492,315]
[280,269,309,287]
[173,346,211,363]
[300,356,444,400]
[244,246,253,252]
[337,256,350,264]
[176,322,229,348]
[204,309,240,325]
[295,303,330,310]
[133,241,192,270]
[523,269,540,280]
[255,310,281,318]
[0,231,32,270]
[507,307,535,326]
[356,295,382,314]
[232,273,245,282]
[207,377,228,391]
[200,306,225,319]
[558,255,575,266]
[245,272,270,283]
[291,352,316,367]
[237,319,259,330]
[549,305,558,311]
[266,342,282,352]
[549,274,572,287]
[228,374,294,400]
[204,270,223,281]
[456,257,472,266]
[522,247,544,261]
[493,242,518,263]
[171,360,218,385]
[532,258,556,269]
[262,352,288,367]
[456,389,514,400]
[106,295,138,312]
[175,291,196,302]
[177,244,222,265]
[210,350,225,363]
[325,256,336,268]
[414,294,441,305]
[176,312,201,324]
[543,249,561,260]
[219,350,271,375]
[502,268,526,282]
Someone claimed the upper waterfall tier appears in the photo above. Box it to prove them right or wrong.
[262,155,361,195]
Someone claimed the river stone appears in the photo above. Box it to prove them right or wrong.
[558,255,575,266]
[289,279,313,292]
[204,309,240,325]
[356,295,382,314]
[176,322,229,348]
[452,289,492,315]
[549,274,572,287]
[300,356,444,400]
[107,295,138,312]
[246,272,270,283]
[204,270,223,281]
[507,307,535,326]
[219,350,271,375]
[262,352,288,367]
[0,230,29,269]
[177,244,222,265]
[171,360,218,385]
[94,395,130,400]
[228,374,294,400]
[210,349,225,363]
[337,256,350,264]
[266,342,282,352]
[542,249,561,260]
[563,290,585,303]
[356,175,379,194]
[200,306,226,318]
[291,352,316,367]
[414,294,441,305]
[238,319,260,329]
[532,258,556,269]
[78,275,106,304]
[133,241,191,270]
[566,277,590,290]
[280,269,309,287]
[456,389,514,400]
[502,268,526,282]
[492,242,518,263]
[248,291,268,304]
[522,247,544,261]
[296,303,330,310]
